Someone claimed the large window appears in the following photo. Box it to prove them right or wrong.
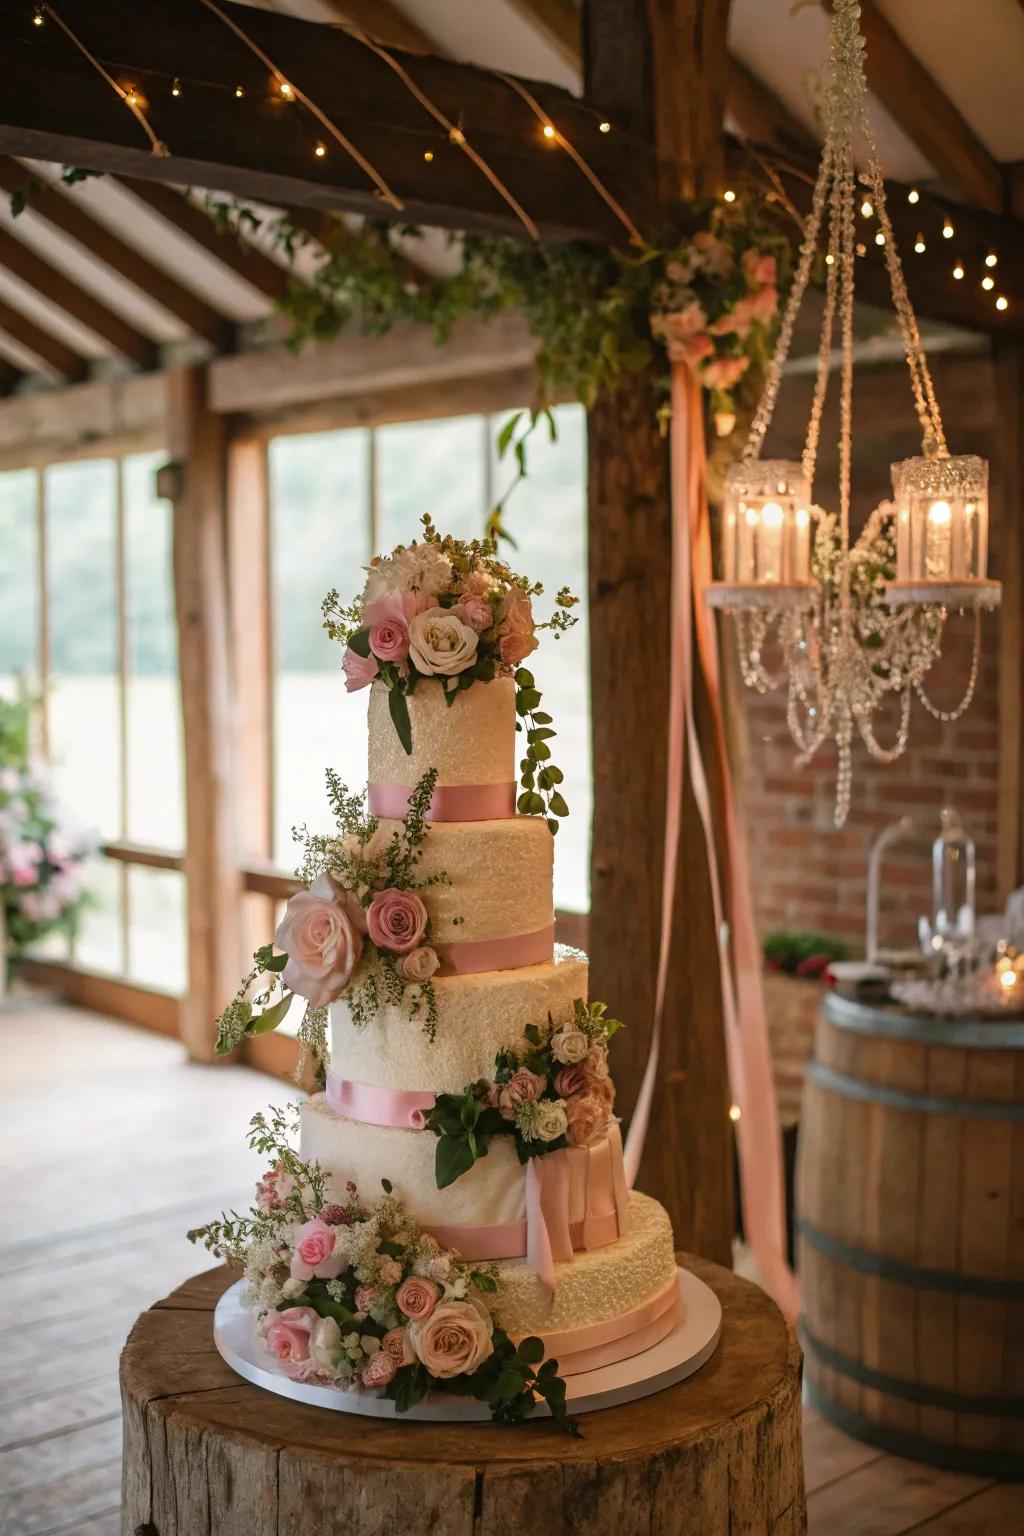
[0,451,186,992]
[267,406,590,911]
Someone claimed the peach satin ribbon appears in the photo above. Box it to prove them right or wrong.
[368,780,516,821]
[433,924,554,975]
[622,361,797,1318]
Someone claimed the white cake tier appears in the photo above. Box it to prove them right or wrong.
[383,814,553,958]
[301,1092,528,1227]
[368,677,514,796]
[330,946,588,1092]
[494,1192,677,1342]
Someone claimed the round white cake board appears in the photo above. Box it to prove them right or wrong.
[213,1267,722,1420]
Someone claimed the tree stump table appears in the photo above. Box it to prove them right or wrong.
[120,1255,805,1535]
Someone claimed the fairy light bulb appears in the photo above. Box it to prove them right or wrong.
[985,252,998,268]
[914,234,926,253]
[996,296,1008,311]
[278,79,294,99]
[542,123,556,141]
[908,187,920,204]
[953,263,965,280]
[171,79,182,98]
[943,219,954,239]
[314,141,326,158]
[729,1104,742,1122]
[723,188,737,203]
[32,5,44,24]
[423,150,434,162]
[235,85,245,98]
[860,198,874,217]
[982,274,994,291]
[825,252,835,265]
[125,88,139,106]
[875,230,886,246]
[598,120,611,133]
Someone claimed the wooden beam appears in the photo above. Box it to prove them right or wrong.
[208,311,536,415]
[0,159,234,351]
[725,56,816,156]
[995,344,1024,901]
[828,0,1005,214]
[167,364,243,1063]
[0,0,655,245]
[0,292,88,381]
[0,370,165,467]
[114,178,292,306]
[585,0,734,1262]
[0,225,158,369]
[320,0,434,52]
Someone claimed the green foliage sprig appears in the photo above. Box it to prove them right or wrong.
[513,665,569,832]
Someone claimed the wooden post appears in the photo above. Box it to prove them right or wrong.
[995,343,1024,902]
[168,366,242,1062]
[584,0,735,1261]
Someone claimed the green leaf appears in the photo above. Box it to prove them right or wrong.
[435,1134,479,1189]
[514,668,535,687]
[473,1272,497,1293]
[251,991,295,1034]
[381,1177,393,1194]
[348,627,372,658]
[388,687,414,755]
[390,1363,428,1413]
[516,791,534,814]
[497,410,524,459]
[516,1336,545,1365]
[531,741,551,761]
[10,190,25,218]
[263,951,289,973]
[532,710,552,724]
[548,791,570,817]
[527,728,556,743]
[547,819,559,835]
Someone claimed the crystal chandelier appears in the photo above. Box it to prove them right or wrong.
[707,0,1001,827]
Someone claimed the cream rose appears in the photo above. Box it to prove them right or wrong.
[310,1315,343,1373]
[550,1025,589,1065]
[532,1099,569,1144]
[381,1326,416,1367]
[276,873,362,1007]
[408,1292,494,1379]
[399,945,440,984]
[408,607,479,677]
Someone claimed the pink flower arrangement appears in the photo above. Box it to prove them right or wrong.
[343,645,378,693]
[256,1164,295,1213]
[367,887,428,955]
[497,589,540,666]
[290,1217,348,1281]
[497,1067,546,1122]
[398,944,439,984]
[381,1325,415,1366]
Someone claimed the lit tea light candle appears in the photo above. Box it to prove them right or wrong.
[793,507,811,581]
[999,962,1020,992]
[758,500,785,581]
[925,498,952,576]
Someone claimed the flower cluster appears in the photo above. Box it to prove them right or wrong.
[650,206,785,433]
[189,1108,575,1431]
[214,768,453,1066]
[322,517,577,817]
[0,689,91,965]
[426,999,623,1189]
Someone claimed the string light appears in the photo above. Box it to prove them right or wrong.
[541,123,556,140]
[825,252,835,265]
[943,219,954,239]
[723,188,737,202]
[729,1104,742,1122]
[234,85,244,98]
[875,230,885,246]
[278,79,295,99]
[598,120,611,133]
[982,274,994,291]
[125,87,140,107]
[985,252,998,268]
[860,198,873,217]
[913,233,926,253]
[855,241,867,257]
[314,140,326,158]
[171,78,182,97]
[32,4,44,23]
[953,263,965,280]
[907,187,920,204]
[996,295,1008,311]
[423,150,434,162]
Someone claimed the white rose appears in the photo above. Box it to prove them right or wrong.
[409,607,479,677]
[281,1277,307,1299]
[394,544,453,596]
[533,1099,569,1143]
[310,1315,342,1371]
[551,1026,589,1065]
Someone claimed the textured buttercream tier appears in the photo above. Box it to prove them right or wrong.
[494,1193,676,1337]
[331,946,588,1091]
[380,814,553,949]
[301,1093,527,1225]
[368,678,514,789]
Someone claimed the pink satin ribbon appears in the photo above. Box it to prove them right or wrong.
[623,359,797,1318]
[548,1295,680,1375]
[325,1069,434,1131]
[425,1122,630,1289]
[514,1270,679,1367]
[434,924,554,975]
[368,780,516,822]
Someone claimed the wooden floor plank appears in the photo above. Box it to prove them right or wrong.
[0,1415,123,1497]
[802,1401,888,1494]
[0,1456,122,1536]
[807,1456,996,1535]
[903,1482,1024,1532]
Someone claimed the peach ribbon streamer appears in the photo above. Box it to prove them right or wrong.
[622,360,798,1318]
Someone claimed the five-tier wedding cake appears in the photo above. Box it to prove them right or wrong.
[196,524,682,1423]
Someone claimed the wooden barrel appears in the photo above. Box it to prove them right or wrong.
[797,990,1024,1479]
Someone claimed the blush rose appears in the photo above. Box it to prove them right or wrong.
[497,589,539,666]
[399,944,439,984]
[566,1092,608,1148]
[455,593,493,633]
[396,1274,440,1320]
[553,1062,588,1098]
[343,646,378,692]
[290,1216,348,1281]
[276,873,362,1007]
[360,1349,398,1388]
[264,1306,318,1376]
[408,1293,494,1379]
[381,1325,416,1367]
[367,887,428,955]
[497,1067,546,1122]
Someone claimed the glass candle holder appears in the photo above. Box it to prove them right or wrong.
[720,460,813,587]
[891,454,989,584]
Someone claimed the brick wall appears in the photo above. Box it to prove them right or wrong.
[734,345,1005,952]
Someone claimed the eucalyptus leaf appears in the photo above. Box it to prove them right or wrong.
[435,1134,478,1188]
[388,686,414,755]
[251,991,294,1034]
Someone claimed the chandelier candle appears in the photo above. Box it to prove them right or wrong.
[717,461,813,599]
[888,454,996,601]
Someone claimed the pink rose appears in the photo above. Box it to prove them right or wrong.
[742,249,777,287]
[395,1274,440,1320]
[455,593,493,633]
[355,1284,379,1313]
[497,1068,546,1122]
[369,620,410,664]
[264,1306,318,1369]
[554,1062,588,1098]
[565,1092,609,1149]
[364,590,433,629]
[381,1326,415,1366]
[497,589,539,667]
[367,887,428,955]
[399,945,439,985]
[360,1349,398,1388]
[343,646,378,692]
[700,355,750,390]
[463,569,496,598]
[408,1294,494,1379]
[290,1217,348,1281]
[276,874,362,1008]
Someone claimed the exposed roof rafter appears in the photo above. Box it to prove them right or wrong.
[0,292,89,381]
